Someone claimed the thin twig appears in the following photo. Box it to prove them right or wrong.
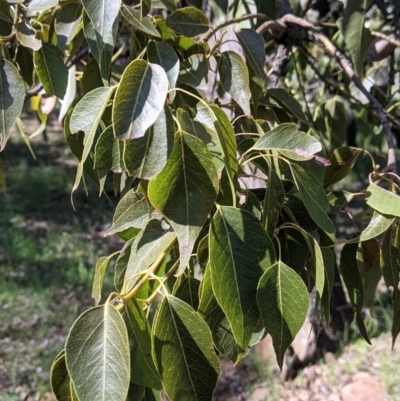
[370,31,400,48]
[24,47,89,102]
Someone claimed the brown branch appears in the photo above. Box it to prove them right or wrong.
[370,31,400,48]
[24,47,89,102]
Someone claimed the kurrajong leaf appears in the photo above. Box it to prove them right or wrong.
[209,206,275,362]
[166,7,209,37]
[267,88,307,123]
[16,21,42,50]
[121,5,161,38]
[65,304,130,401]
[0,59,25,150]
[50,353,73,401]
[55,2,82,49]
[152,295,220,401]
[148,132,219,275]
[257,261,310,369]
[366,183,400,217]
[113,60,169,140]
[92,254,115,306]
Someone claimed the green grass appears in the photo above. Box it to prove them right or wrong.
[0,132,119,400]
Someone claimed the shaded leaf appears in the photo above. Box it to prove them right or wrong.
[16,45,34,86]
[148,132,219,274]
[166,7,209,37]
[126,383,145,401]
[218,51,251,115]
[123,106,174,179]
[152,295,220,401]
[257,261,310,369]
[263,167,284,236]
[178,53,208,90]
[51,353,73,401]
[324,97,347,148]
[82,58,103,95]
[121,5,161,37]
[365,183,400,217]
[114,238,135,292]
[210,207,275,361]
[291,163,335,233]
[381,228,399,289]
[65,305,130,401]
[34,43,68,99]
[321,247,334,325]
[55,2,82,49]
[173,276,200,310]
[327,190,353,213]
[0,59,25,150]
[92,254,116,306]
[113,60,168,140]
[94,125,122,172]
[323,147,362,188]
[16,21,42,50]
[123,299,161,389]
[254,123,321,161]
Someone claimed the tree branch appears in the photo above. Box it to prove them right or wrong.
[24,47,89,102]
[370,31,400,48]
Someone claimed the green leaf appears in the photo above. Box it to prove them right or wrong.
[51,353,73,401]
[178,53,208,90]
[142,387,161,401]
[0,59,25,151]
[123,299,162,389]
[257,261,310,369]
[198,266,242,362]
[33,43,68,99]
[243,190,262,220]
[114,238,135,292]
[16,45,34,86]
[340,243,371,344]
[290,163,335,233]
[121,5,161,37]
[113,60,168,140]
[381,228,399,289]
[323,147,362,188]
[324,97,348,148]
[106,190,151,236]
[94,125,122,172]
[218,51,251,115]
[263,167,284,236]
[122,106,174,179]
[148,132,219,274]
[126,383,145,401]
[321,247,334,325]
[16,21,42,50]
[59,65,77,122]
[124,219,176,292]
[366,183,400,217]
[82,58,103,95]
[209,207,275,361]
[254,123,322,161]
[337,0,372,77]
[166,7,209,37]
[347,211,395,244]
[235,29,267,84]
[327,190,353,213]
[55,2,82,49]
[267,88,306,123]
[152,295,220,401]
[65,305,130,401]
[27,0,58,11]
[70,86,114,192]
[307,233,325,308]
[92,255,116,306]
[147,41,179,95]
[173,276,200,310]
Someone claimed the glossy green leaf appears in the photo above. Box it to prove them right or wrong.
[366,183,400,217]
[65,304,130,401]
[123,106,174,179]
[347,211,395,244]
[92,255,115,306]
[257,261,310,369]
[0,59,25,151]
[198,266,242,362]
[340,243,371,344]
[321,247,334,325]
[152,295,220,401]
[123,299,161,389]
[124,219,176,292]
[178,53,208,90]
[254,123,322,161]
[218,51,251,115]
[147,41,179,94]
[113,60,168,140]
[148,132,219,274]
[267,88,306,123]
[121,5,161,37]
[166,7,209,37]
[70,86,114,192]
[94,125,122,172]
[210,207,275,360]
[323,147,362,188]
[27,0,58,10]
[235,29,267,84]
[381,228,399,289]
[263,167,284,236]
[291,163,335,233]
[51,353,73,401]
[34,43,68,99]
[106,190,151,236]
[337,0,372,77]
[55,2,82,49]
[16,21,42,50]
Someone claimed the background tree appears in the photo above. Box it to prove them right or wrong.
[1,0,400,400]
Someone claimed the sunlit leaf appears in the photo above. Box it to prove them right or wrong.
[27,0,58,11]
[178,53,208,90]
[121,5,161,37]
[366,183,400,217]
[257,261,310,369]
[152,295,220,401]
[55,2,82,49]
[58,65,76,122]
[148,132,219,274]
[113,60,168,140]
[65,305,130,401]
[92,254,116,306]
[16,21,42,50]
